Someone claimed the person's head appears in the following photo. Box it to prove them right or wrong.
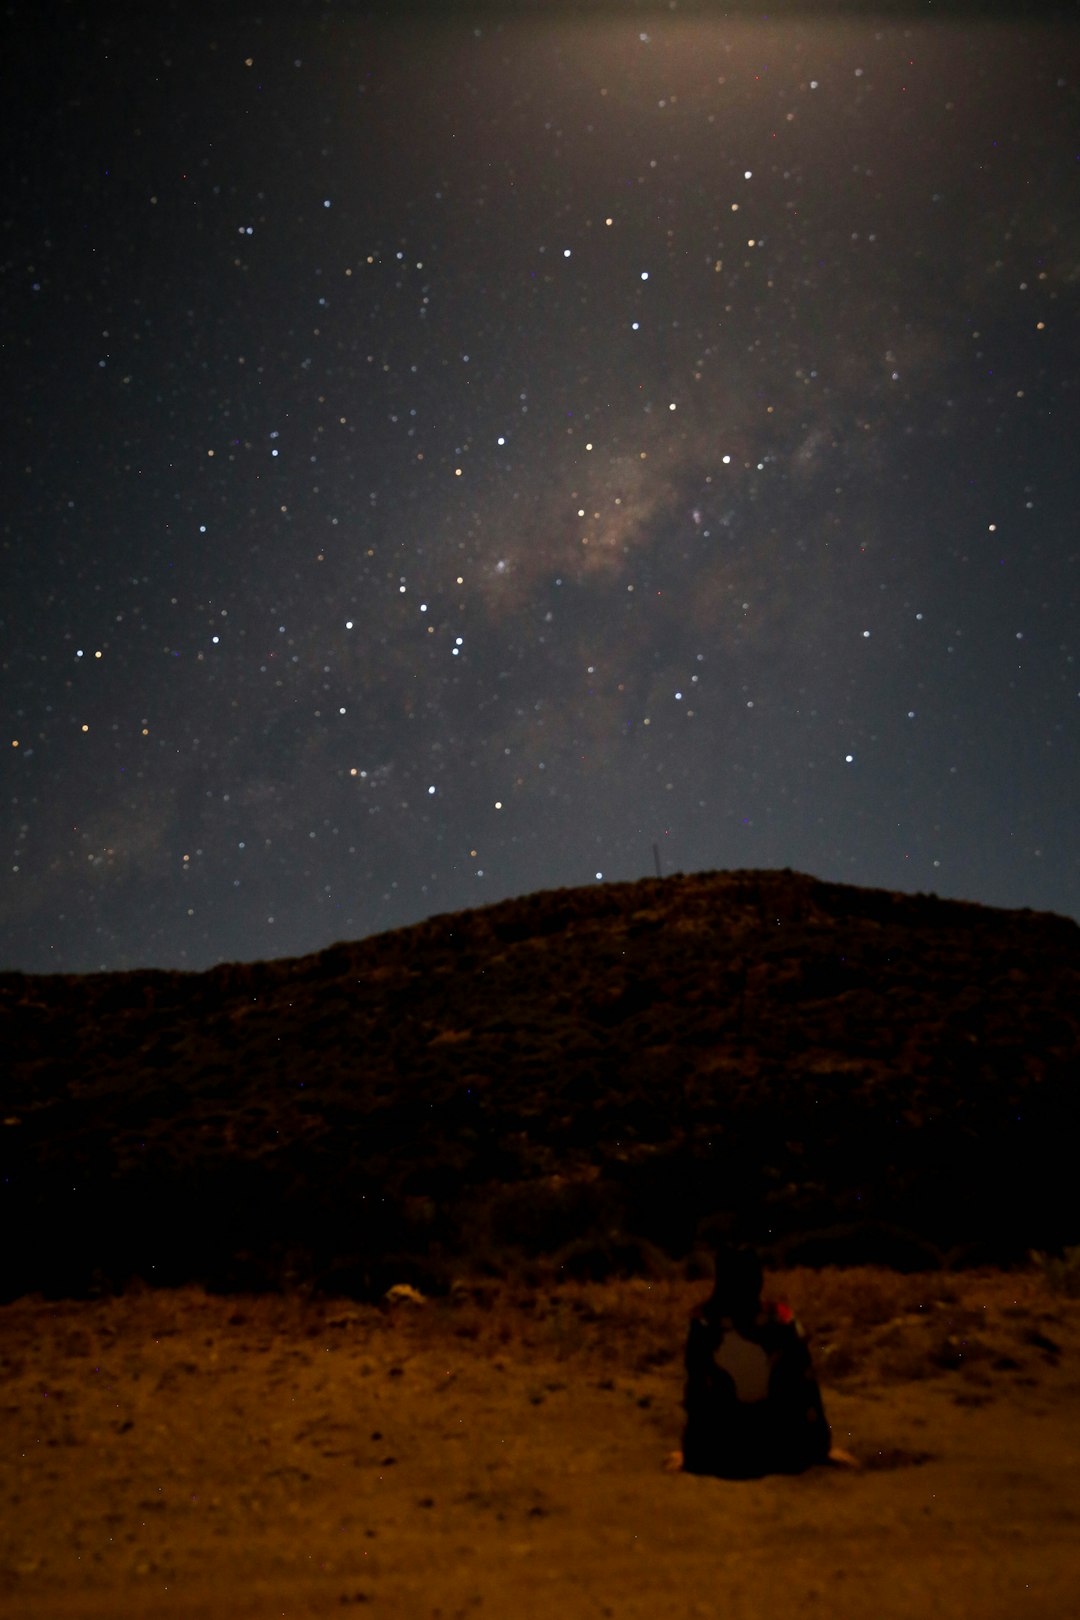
[709,1243,763,1315]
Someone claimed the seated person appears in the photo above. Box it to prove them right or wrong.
[677,1243,850,1477]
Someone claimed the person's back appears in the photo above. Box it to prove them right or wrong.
[681,1244,832,1478]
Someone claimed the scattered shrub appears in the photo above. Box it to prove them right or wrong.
[1029,1246,1080,1298]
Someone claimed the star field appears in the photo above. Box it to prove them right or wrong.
[2,9,1077,972]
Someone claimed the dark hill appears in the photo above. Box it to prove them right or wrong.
[2,869,1077,1299]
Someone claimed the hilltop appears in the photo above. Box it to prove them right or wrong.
[3,868,1077,1298]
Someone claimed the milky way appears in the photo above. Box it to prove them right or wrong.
[3,10,1077,972]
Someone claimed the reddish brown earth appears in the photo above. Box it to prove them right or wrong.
[3,1266,1079,1619]
[3,872,1078,1614]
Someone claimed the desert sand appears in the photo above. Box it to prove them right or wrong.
[3,1264,1078,1619]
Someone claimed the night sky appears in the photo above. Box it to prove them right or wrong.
[3,6,1077,975]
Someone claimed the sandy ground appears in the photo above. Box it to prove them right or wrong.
[2,1266,1078,1619]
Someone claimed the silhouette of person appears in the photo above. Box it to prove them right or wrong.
[673,1243,854,1477]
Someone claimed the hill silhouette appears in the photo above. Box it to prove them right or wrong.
[3,868,1077,1300]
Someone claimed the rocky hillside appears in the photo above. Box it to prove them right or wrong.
[3,869,1077,1299]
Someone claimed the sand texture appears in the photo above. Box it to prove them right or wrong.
[3,1266,1079,1619]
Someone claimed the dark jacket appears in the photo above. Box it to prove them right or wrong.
[682,1295,831,1477]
